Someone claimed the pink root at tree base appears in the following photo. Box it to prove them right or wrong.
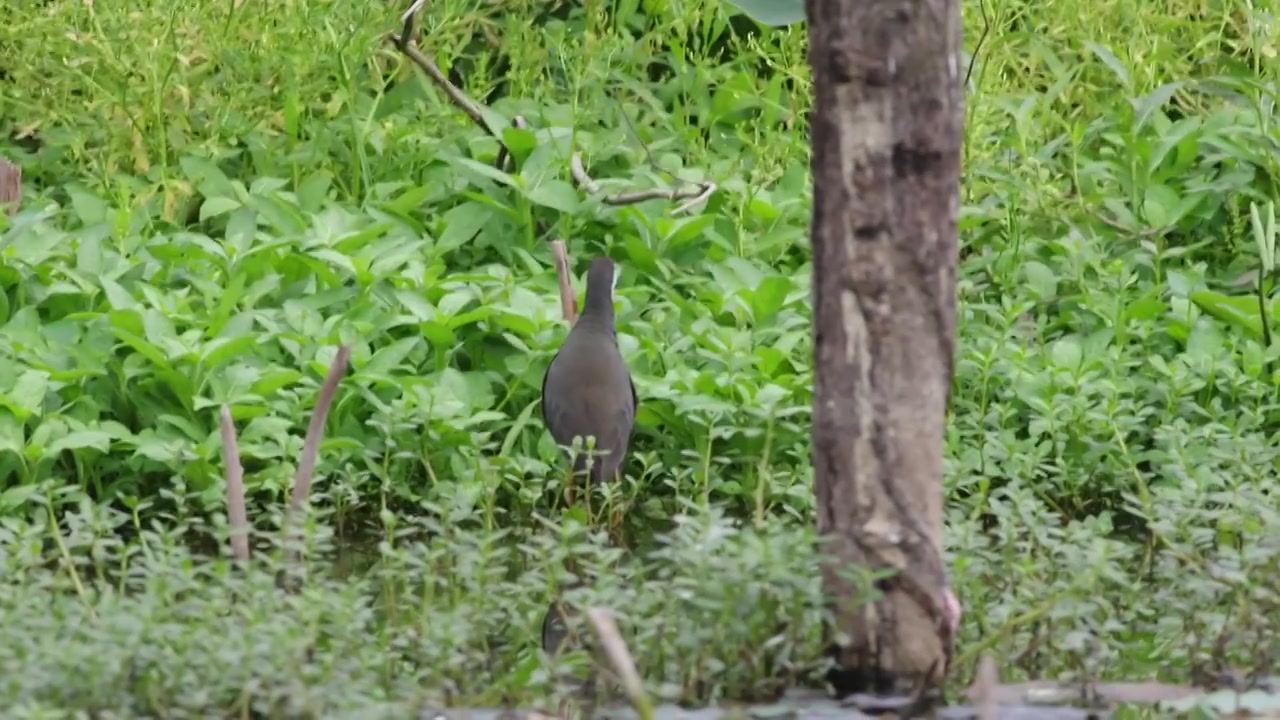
[944,587,962,634]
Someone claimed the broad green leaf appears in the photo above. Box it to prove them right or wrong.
[334,223,394,254]
[362,336,423,376]
[437,201,494,253]
[65,185,110,225]
[296,171,333,211]
[1023,261,1058,299]
[1131,82,1183,132]
[45,430,113,456]
[1083,42,1131,89]
[395,289,438,322]
[1185,316,1226,362]
[661,214,716,250]
[5,369,49,419]
[225,206,258,257]
[501,126,538,166]
[750,276,792,325]
[1049,337,1083,371]
[111,327,178,375]
[420,321,456,347]
[524,179,580,214]
[445,155,521,190]
[199,196,241,221]
[179,155,239,199]
[0,410,21,456]
[0,484,41,512]
[1190,290,1265,339]
[720,0,805,27]
[250,193,307,235]
[99,276,140,311]
[380,184,433,216]
[201,335,261,371]
[1142,183,1181,228]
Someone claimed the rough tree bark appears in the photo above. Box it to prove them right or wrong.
[806,0,964,696]
[0,158,20,217]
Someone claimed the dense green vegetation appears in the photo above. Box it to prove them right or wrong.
[1,0,1278,716]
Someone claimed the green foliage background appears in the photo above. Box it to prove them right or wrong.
[0,0,1278,715]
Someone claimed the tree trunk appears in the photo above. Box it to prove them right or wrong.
[806,0,964,695]
[0,158,20,217]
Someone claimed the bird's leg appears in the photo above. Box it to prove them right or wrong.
[564,468,577,507]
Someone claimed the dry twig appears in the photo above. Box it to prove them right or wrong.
[217,344,351,581]
[585,607,653,720]
[219,406,250,563]
[972,652,999,720]
[570,152,714,215]
[287,345,353,521]
[387,1,712,214]
[550,240,577,324]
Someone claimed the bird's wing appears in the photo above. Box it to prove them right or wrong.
[540,348,561,428]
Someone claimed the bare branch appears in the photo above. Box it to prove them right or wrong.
[585,607,653,720]
[972,653,999,720]
[287,345,352,521]
[388,1,509,160]
[387,2,711,214]
[571,152,714,214]
[219,405,250,563]
[550,240,577,324]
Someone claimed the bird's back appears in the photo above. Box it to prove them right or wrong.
[542,326,635,482]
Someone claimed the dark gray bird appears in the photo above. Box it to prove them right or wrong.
[540,256,637,485]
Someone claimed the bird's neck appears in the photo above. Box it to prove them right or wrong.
[575,309,615,334]
[579,288,615,329]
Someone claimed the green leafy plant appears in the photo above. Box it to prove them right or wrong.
[1,0,1279,715]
